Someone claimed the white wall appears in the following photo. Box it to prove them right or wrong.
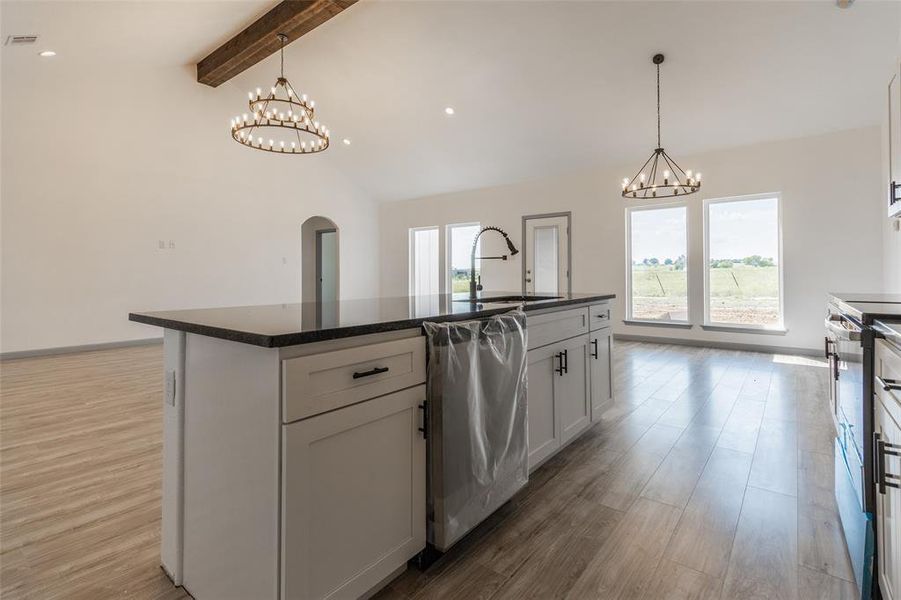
[1,51,379,353]
[380,127,884,352]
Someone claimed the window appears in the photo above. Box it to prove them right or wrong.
[626,204,688,322]
[409,227,440,296]
[446,222,480,295]
[704,194,782,328]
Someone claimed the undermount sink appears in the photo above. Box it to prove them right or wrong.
[454,295,563,304]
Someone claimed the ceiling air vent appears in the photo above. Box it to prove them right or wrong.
[5,35,39,46]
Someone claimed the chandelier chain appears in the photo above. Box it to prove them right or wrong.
[656,62,661,149]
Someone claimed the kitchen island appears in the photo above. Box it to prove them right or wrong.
[129,292,615,600]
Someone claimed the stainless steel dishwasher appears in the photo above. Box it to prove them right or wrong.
[422,310,528,553]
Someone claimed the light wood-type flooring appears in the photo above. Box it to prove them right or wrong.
[1,341,854,599]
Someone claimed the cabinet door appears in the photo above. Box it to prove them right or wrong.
[590,328,613,422]
[527,344,560,470]
[558,335,590,444]
[890,65,901,217]
[877,401,901,600]
[282,385,426,600]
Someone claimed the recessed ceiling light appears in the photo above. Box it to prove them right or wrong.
[342,138,351,145]
[38,50,56,57]
[444,107,455,116]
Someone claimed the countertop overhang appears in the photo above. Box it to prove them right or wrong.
[129,292,615,348]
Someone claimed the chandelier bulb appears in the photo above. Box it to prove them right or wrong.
[310,100,316,108]
[696,173,702,181]
[639,173,646,182]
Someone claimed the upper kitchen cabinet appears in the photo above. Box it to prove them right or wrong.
[888,61,901,218]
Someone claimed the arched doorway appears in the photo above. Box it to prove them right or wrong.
[301,217,339,317]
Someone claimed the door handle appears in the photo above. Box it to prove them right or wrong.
[418,402,428,439]
[591,338,598,359]
[876,376,901,392]
[824,336,833,359]
[875,432,901,494]
[353,366,389,379]
[555,352,565,376]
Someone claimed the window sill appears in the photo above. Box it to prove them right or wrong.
[701,323,788,336]
[623,319,693,330]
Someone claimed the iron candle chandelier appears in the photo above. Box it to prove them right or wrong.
[621,54,701,199]
[230,33,330,155]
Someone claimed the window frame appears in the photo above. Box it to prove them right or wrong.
[445,221,481,296]
[624,201,691,325]
[408,225,441,297]
[702,192,785,331]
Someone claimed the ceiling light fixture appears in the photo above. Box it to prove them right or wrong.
[444,107,455,115]
[230,33,329,155]
[38,50,56,57]
[621,54,701,199]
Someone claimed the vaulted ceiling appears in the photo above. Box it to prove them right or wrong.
[4,0,899,201]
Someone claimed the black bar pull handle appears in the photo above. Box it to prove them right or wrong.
[353,366,389,379]
[875,432,901,495]
[562,349,568,374]
[555,352,565,376]
[418,402,428,439]
[591,338,599,360]
[876,376,901,392]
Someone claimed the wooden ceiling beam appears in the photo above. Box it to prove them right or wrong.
[197,0,358,88]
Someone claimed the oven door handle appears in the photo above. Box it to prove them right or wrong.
[824,317,861,342]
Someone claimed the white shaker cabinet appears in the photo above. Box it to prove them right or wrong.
[589,327,613,422]
[281,385,427,600]
[526,336,591,470]
[875,340,901,600]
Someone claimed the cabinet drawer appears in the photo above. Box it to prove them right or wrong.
[527,307,589,349]
[876,339,901,426]
[282,337,426,423]
[589,302,612,331]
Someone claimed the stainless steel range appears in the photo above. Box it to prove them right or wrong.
[826,292,901,599]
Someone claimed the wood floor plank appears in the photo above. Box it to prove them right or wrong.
[748,418,798,497]
[722,487,798,600]
[640,559,724,600]
[664,446,754,578]
[797,451,855,582]
[566,497,683,599]
[798,565,858,600]
[640,423,720,508]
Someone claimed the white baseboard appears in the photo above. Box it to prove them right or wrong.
[1,337,163,360]
[613,333,821,357]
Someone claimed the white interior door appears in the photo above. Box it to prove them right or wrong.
[317,230,338,323]
[524,215,569,295]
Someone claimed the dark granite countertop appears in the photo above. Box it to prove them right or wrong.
[828,292,901,325]
[129,292,615,348]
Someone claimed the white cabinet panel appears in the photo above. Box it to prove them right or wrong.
[589,328,613,422]
[876,341,901,600]
[527,307,588,349]
[527,344,559,470]
[558,336,590,444]
[889,65,901,218]
[282,385,426,600]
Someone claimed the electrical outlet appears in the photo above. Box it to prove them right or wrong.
[158,240,165,249]
[165,371,176,406]
[168,240,175,249]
